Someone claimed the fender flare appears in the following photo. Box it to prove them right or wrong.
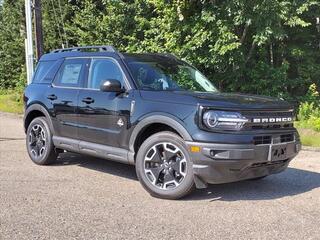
[24,104,55,134]
[128,114,192,153]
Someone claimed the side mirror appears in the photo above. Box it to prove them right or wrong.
[100,79,124,93]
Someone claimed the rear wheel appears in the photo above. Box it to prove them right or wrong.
[26,117,57,165]
[135,132,195,199]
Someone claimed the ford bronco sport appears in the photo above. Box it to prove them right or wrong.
[24,46,301,199]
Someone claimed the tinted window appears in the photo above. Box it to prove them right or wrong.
[54,59,87,87]
[88,59,124,89]
[124,54,218,92]
[33,61,54,83]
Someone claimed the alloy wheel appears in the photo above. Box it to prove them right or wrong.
[28,124,46,158]
[144,142,187,190]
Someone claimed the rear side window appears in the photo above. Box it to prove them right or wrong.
[54,59,87,88]
[33,61,54,83]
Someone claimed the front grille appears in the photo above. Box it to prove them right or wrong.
[250,123,294,130]
[280,133,294,143]
[241,110,294,130]
[253,133,295,145]
[253,136,272,145]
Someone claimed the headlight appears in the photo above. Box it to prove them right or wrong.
[203,110,248,130]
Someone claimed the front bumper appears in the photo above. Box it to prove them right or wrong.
[186,137,301,187]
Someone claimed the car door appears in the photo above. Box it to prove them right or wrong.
[47,58,89,139]
[77,57,133,148]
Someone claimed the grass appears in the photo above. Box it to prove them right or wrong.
[0,91,24,114]
[296,127,320,148]
[295,118,320,132]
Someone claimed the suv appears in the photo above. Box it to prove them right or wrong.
[24,46,301,199]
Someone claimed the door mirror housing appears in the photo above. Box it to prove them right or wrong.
[100,79,124,93]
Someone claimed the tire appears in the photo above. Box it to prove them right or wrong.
[26,117,58,165]
[249,176,268,181]
[135,131,195,200]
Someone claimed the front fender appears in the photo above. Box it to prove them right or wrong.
[128,113,192,153]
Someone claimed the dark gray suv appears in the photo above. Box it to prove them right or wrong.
[23,46,301,199]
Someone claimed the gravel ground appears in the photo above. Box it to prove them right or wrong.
[0,112,319,240]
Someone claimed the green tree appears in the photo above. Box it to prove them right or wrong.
[0,0,25,89]
[0,0,319,103]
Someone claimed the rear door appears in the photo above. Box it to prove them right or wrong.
[47,58,89,139]
[77,57,133,148]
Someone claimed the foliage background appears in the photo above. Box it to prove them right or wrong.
[0,0,319,104]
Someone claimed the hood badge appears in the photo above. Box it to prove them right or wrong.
[252,117,292,123]
[117,118,124,127]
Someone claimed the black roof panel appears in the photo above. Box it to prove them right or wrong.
[40,51,120,61]
[40,45,179,62]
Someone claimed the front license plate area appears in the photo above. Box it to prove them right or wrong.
[271,145,287,161]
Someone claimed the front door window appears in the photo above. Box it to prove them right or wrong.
[88,59,125,90]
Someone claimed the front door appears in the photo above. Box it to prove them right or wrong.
[77,58,132,148]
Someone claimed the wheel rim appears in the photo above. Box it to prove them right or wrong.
[28,124,46,158]
[144,142,187,190]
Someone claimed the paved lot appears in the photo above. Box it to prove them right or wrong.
[0,112,319,240]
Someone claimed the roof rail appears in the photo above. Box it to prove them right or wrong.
[51,45,117,53]
[157,52,179,60]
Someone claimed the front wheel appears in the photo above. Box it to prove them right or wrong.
[135,132,195,199]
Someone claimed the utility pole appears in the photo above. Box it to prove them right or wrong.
[33,0,44,60]
[25,0,34,85]
[317,17,320,50]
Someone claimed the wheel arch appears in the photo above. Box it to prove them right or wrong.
[129,114,192,155]
[24,104,54,134]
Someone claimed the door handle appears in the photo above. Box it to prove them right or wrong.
[47,94,57,100]
[82,97,95,104]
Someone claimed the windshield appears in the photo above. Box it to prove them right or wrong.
[124,54,218,92]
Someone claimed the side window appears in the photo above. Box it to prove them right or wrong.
[54,59,87,87]
[33,61,54,83]
[88,58,125,89]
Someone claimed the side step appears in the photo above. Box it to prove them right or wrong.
[52,136,134,165]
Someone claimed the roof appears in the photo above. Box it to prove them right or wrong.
[40,45,120,61]
[40,45,179,62]
[40,51,121,61]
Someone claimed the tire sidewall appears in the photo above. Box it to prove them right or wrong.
[26,117,55,165]
[136,132,194,199]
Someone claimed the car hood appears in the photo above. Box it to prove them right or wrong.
[139,91,293,110]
